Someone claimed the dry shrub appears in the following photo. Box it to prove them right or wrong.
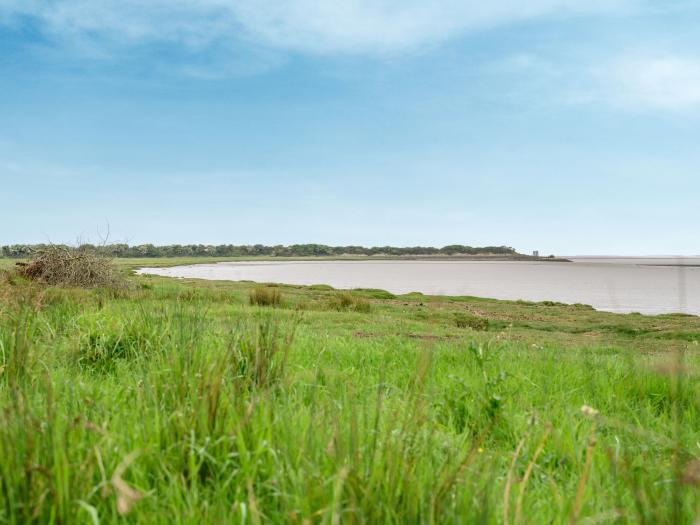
[0,270,50,312]
[330,292,371,313]
[0,270,16,304]
[15,246,124,288]
[249,286,282,307]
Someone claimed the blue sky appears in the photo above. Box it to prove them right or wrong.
[1,1,699,254]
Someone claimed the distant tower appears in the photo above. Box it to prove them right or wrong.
[533,250,539,257]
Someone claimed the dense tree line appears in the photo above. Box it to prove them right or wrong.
[1,243,517,258]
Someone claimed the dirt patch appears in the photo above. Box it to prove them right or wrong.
[353,331,378,338]
[406,333,458,341]
[352,331,458,341]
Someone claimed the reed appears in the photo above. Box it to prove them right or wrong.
[249,286,282,307]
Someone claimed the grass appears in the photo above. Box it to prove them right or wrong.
[249,286,283,307]
[453,312,490,330]
[329,291,372,313]
[0,259,699,523]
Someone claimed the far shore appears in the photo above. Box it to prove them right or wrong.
[114,253,571,271]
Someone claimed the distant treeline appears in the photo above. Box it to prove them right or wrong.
[1,243,518,258]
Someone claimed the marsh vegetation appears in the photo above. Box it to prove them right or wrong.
[0,257,699,523]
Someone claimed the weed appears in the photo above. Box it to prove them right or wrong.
[231,314,298,389]
[0,306,35,385]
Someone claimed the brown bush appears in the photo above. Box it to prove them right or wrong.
[15,246,124,288]
[329,292,371,313]
[249,286,283,307]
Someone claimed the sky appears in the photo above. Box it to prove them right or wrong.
[1,1,699,255]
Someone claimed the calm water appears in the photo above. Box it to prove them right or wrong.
[138,258,700,315]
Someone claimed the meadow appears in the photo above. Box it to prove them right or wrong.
[1,257,699,523]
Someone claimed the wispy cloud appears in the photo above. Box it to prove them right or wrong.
[4,1,698,113]
[602,56,700,110]
[228,0,633,54]
[0,0,634,55]
[494,51,700,112]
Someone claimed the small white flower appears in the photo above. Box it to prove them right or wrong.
[580,405,599,417]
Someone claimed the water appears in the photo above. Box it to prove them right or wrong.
[137,258,700,316]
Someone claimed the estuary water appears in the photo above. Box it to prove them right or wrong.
[137,257,700,316]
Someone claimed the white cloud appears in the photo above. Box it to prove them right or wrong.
[0,0,634,55]
[604,57,700,110]
[492,52,700,112]
[229,0,632,54]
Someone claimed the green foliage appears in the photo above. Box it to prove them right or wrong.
[1,243,518,259]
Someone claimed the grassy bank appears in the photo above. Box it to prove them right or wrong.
[1,261,699,523]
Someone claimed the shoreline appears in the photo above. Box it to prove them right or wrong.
[115,254,571,271]
[134,258,699,317]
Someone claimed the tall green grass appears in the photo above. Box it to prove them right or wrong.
[0,275,698,523]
